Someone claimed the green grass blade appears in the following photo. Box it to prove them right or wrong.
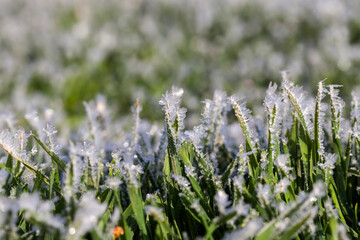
[128,183,148,240]
[31,132,67,171]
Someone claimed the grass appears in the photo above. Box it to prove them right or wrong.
[0,78,359,239]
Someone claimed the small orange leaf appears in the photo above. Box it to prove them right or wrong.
[113,226,124,239]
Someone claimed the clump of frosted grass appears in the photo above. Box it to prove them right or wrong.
[282,72,315,137]
[264,82,283,161]
[0,78,358,239]
[159,87,187,137]
[318,153,337,182]
[229,95,258,150]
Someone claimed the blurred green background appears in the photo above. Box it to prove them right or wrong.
[1,0,360,124]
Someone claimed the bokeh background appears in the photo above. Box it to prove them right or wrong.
[1,0,360,126]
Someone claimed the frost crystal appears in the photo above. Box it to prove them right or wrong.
[190,199,202,215]
[318,153,337,171]
[68,142,96,193]
[310,181,326,200]
[257,183,272,205]
[0,128,30,162]
[105,177,122,189]
[43,122,57,136]
[275,178,291,194]
[275,154,292,176]
[318,153,337,181]
[223,218,263,240]
[43,123,59,153]
[0,197,19,239]
[124,162,143,187]
[21,169,36,190]
[19,193,64,230]
[233,175,245,193]
[184,125,206,151]
[145,206,164,221]
[185,165,197,179]
[215,190,231,214]
[173,175,191,194]
[68,192,106,240]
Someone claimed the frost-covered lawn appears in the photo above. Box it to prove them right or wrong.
[0,76,358,239]
[1,0,360,122]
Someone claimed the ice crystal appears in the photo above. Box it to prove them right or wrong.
[43,122,57,137]
[173,174,191,194]
[105,177,122,189]
[190,199,202,215]
[275,154,292,176]
[145,205,164,221]
[184,125,206,151]
[68,142,86,192]
[123,162,143,187]
[0,197,19,239]
[20,169,36,190]
[318,153,337,181]
[338,224,350,240]
[0,128,30,162]
[215,190,231,214]
[19,193,64,230]
[310,181,326,200]
[43,123,60,153]
[257,183,272,205]
[67,192,106,240]
[185,165,197,179]
[237,151,249,174]
[259,151,268,170]
[232,175,245,193]
[223,218,263,240]
[30,145,38,156]
[274,178,291,194]
[324,199,338,218]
